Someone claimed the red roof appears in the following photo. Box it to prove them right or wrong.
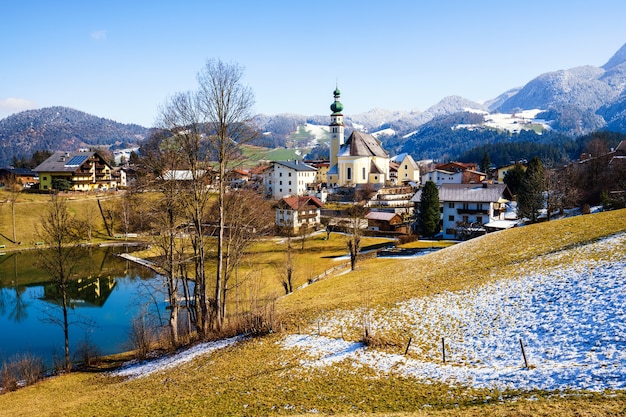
[280,195,324,210]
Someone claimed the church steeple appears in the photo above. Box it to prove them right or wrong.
[329,86,344,170]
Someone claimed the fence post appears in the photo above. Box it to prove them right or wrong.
[520,338,528,368]
[442,337,446,363]
[404,337,412,355]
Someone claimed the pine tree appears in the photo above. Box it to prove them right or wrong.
[417,181,440,237]
[480,151,491,177]
[517,156,545,223]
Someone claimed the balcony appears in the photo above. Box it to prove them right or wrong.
[456,208,489,215]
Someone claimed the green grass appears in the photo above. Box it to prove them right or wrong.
[1,208,625,416]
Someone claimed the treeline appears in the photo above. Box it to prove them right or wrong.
[460,131,626,168]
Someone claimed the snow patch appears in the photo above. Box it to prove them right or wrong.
[280,233,626,391]
[109,335,245,380]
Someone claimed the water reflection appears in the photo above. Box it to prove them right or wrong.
[0,246,162,367]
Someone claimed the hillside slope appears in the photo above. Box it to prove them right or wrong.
[0,107,150,166]
[1,209,625,416]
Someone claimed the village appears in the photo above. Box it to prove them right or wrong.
[7,87,621,243]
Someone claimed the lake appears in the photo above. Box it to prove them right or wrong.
[0,246,166,368]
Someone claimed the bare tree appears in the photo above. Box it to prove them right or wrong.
[159,59,256,335]
[197,59,257,333]
[214,189,273,320]
[345,203,366,271]
[6,174,22,243]
[36,195,85,372]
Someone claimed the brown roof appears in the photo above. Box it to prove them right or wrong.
[279,195,324,210]
[339,131,388,158]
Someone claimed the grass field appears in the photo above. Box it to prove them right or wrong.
[1,205,625,416]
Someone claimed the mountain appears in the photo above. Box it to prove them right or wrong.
[0,106,150,166]
[490,43,626,135]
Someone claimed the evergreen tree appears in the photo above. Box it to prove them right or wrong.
[480,151,491,177]
[417,181,440,237]
[517,157,545,223]
[503,163,526,196]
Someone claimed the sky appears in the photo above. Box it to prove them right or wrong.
[1,0,626,127]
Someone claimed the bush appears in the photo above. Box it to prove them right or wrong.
[1,353,45,392]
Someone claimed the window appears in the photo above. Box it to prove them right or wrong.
[289,181,291,185]
[279,172,282,177]
[448,215,454,221]
[279,180,282,185]
[362,167,366,180]
[448,203,454,208]
[289,172,292,177]
[347,167,352,180]
[405,165,408,170]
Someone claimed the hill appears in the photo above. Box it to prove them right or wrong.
[1,208,625,415]
[0,107,150,166]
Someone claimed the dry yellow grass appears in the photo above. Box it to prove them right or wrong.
[0,208,625,416]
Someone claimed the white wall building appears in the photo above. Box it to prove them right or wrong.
[264,160,317,200]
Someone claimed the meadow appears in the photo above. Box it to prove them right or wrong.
[0,197,625,416]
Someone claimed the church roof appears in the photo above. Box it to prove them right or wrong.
[338,131,389,158]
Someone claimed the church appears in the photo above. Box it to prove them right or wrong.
[326,88,391,188]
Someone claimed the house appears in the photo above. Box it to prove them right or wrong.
[326,88,390,187]
[391,153,420,185]
[34,151,115,191]
[412,183,513,240]
[306,160,330,185]
[275,195,324,233]
[365,211,406,233]
[264,160,317,200]
[0,167,38,188]
[436,161,478,173]
[422,169,463,185]
[462,170,487,184]
[495,162,527,183]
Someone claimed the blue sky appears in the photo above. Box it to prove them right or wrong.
[1,0,625,127]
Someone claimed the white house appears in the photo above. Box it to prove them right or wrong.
[421,169,463,186]
[264,160,317,200]
[412,183,513,239]
[275,195,324,232]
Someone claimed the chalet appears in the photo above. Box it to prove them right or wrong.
[412,183,513,240]
[365,211,406,233]
[34,151,115,191]
[0,167,38,188]
[275,195,324,233]
[264,160,317,200]
[436,161,478,173]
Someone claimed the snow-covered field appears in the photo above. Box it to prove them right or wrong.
[109,233,625,393]
[282,233,626,391]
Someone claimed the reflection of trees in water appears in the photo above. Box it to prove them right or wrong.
[9,283,29,322]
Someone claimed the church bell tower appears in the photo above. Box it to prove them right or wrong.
[329,86,344,170]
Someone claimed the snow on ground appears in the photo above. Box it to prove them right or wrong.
[109,336,245,380]
[281,233,626,391]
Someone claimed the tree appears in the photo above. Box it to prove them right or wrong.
[417,181,440,238]
[503,163,526,197]
[345,204,366,271]
[36,196,85,372]
[159,59,256,335]
[480,151,491,178]
[517,156,545,223]
[197,59,257,333]
[6,174,22,243]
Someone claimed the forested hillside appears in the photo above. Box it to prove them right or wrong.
[0,107,150,166]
